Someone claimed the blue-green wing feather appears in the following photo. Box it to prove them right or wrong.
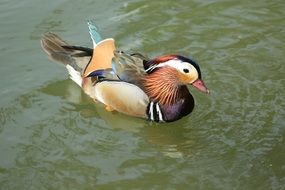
[87,21,102,44]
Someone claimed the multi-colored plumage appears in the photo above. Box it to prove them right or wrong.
[41,22,209,122]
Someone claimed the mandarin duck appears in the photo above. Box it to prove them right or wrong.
[41,22,209,122]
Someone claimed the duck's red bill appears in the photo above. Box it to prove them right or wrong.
[192,79,210,94]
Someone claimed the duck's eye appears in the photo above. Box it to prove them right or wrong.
[183,68,189,73]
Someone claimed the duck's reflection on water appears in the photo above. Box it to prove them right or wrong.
[40,79,196,158]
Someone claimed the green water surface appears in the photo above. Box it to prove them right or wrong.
[0,0,284,189]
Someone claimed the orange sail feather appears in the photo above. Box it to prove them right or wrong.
[83,38,116,77]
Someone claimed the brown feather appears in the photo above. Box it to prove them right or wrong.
[41,33,70,65]
[143,67,181,105]
[41,33,92,72]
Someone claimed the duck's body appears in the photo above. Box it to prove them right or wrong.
[41,22,208,122]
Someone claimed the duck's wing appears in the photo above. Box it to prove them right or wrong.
[83,21,116,77]
[84,51,150,117]
[112,51,149,88]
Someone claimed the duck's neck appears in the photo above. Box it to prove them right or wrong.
[143,69,195,122]
[144,70,181,105]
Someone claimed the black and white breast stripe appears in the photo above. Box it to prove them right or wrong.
[147,102,165,122]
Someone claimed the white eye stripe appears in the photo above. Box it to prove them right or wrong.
[145,59,182,73]
[148,59,197,75]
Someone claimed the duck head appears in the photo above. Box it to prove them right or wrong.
[144,54,209,96]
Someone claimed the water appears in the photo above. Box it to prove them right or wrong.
[0,0,284,189]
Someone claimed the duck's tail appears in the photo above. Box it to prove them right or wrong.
[40,33,93,87]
